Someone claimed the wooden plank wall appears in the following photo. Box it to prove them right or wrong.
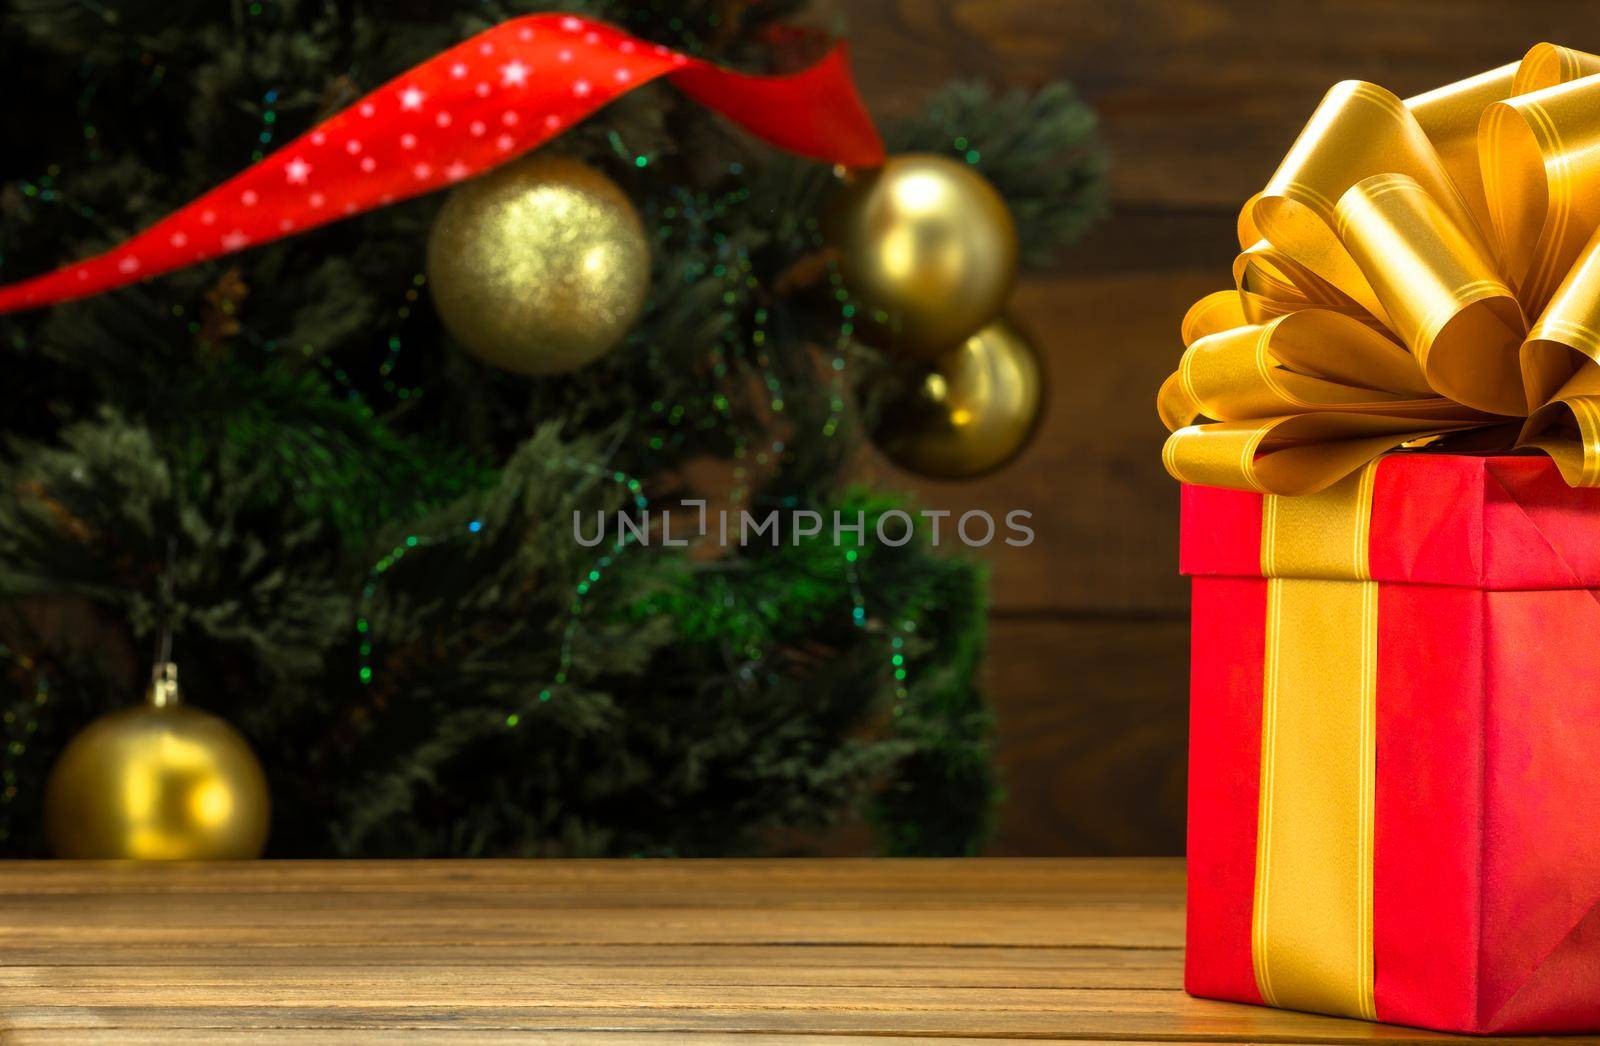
[843,0,1600,855]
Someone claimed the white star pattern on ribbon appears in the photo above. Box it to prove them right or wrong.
[0,12,887,313]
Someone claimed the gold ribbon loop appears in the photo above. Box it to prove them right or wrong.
[1256,80,1491,324]
[1237,240,1354,311]
[1159,45,1600,495]
[1181,321,1419,422]
[1164,410,1478,496]
[1522,226,1600,408]
[1523,358,1600,486]
[1263,310,1431,397]
[1334,173,1526,415]
[1481,74,1600,314]
[1405,61,1519,243]
[1512,42,1600,97]
[1160,309,1445,441]
[1182,290,1249,345]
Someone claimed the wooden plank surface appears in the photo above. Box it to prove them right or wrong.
[846,0,1600,208]
[0,859,1570,1043]
[859,271,1205,617]
[984,619,1188,856]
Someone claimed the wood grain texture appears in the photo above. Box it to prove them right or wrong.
[0,859,1565,1043]
[846,0,1600,207]
[984,619,1188,856]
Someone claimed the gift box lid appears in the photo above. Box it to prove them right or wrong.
[1181,454,1600,589]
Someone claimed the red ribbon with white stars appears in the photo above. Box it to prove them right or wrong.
[0,13,884,314]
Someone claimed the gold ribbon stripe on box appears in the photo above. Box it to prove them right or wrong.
[1158,43,1600,496]
[1254,464,1379,1019]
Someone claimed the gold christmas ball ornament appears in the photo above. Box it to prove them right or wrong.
[44,663,270,860]
[427,154,650,375]
[872,318,1044,480]
[828,153,1019,358]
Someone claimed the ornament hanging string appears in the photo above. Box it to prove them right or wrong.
[152,537,175,666]
[0,13,884,315]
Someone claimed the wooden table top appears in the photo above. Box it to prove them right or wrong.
[0,858,1573,1044]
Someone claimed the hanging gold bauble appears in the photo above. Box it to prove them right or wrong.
[43,663,270,860]
[427,154,650,375]
[871,318,1044,480]
[828,153,1018,358]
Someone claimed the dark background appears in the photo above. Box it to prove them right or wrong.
[842,0,1600,855]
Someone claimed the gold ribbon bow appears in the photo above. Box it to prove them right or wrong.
[1159,44,1600,494]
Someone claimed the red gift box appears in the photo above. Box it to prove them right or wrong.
[1182,453,1600,1034]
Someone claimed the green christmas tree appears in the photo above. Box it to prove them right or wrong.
[0,0,1105,857]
